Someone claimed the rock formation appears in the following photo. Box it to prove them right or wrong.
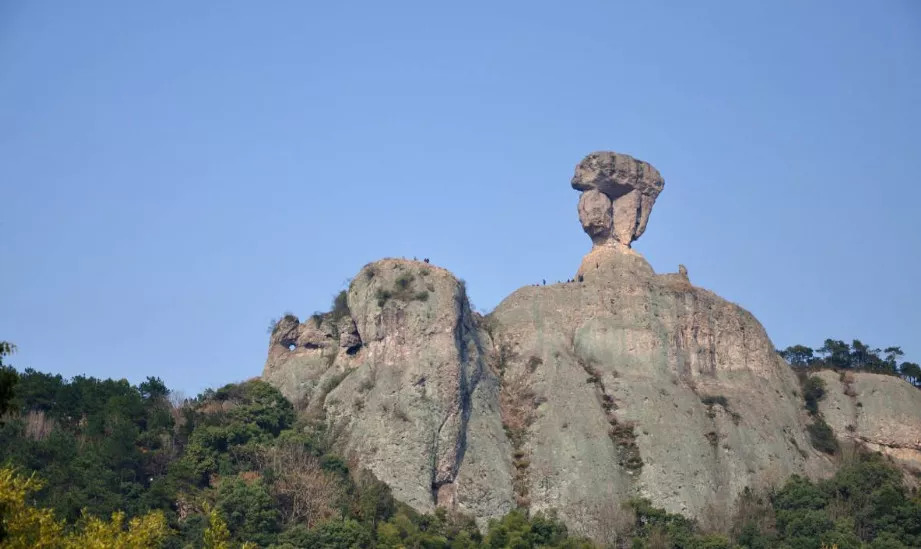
[572,152,664,248]
[261,151,921,539]
[817,370,921,474]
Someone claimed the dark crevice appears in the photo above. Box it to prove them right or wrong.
[430,284,483,505]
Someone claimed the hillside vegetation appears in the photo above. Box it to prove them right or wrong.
[1,349,920,548]
[779,339,920,388]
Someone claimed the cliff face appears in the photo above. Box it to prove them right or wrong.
[486,248,830,533]
[264,259,515,521]
[817,370,921,474]
[260,152,920,538]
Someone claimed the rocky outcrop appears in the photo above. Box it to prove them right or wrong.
[487,248,829,534]
[264,260,514,521]
[816,370,921,474]
[261,151,920,539]
[572,152,664,248]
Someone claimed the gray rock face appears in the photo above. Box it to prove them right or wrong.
[263,250,831,537]
[572,151,665,247]
[487,250,832,535]
[816,370,921,474]
[261,151,921,540]
[264,259,515,522]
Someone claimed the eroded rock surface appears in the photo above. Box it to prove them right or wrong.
[261,151,921,540]
[487,249,830,535]
[817,370,921,474]
[264,259,514,522]
[572,151,665,247]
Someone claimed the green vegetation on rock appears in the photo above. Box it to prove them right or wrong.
[1,362,919,548]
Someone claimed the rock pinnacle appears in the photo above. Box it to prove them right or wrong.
[572,151,665,247]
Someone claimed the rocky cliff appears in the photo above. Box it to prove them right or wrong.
[261,152,920,538]
[816,370,921,474]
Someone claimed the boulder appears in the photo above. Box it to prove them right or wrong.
[572,151,664,247]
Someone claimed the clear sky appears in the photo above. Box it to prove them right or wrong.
[2,1,919,396]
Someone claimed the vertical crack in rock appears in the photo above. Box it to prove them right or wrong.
[430,282,483,505]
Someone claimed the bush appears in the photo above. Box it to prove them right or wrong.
[807,418,839,454]
[394,273,414,291]
[375,288,393,307]
[330,290,350,321]
[216,478,281,546]
[802,375,826,415]
[700,395,729,407]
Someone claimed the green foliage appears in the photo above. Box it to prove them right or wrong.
[216,478,280,546]
[0,366,17,419]
[807,418,839,454]
[900,362,921,388]
[700,395,729,408]
[4,367,921,549]
[781,338,920,390]
[376,271,431,307]
[780,344,815,366]
[294,518,372,548]
[203,508,232,549]
[0,342,18,420]
[395,272,414,291]
[330,290,351,322]
[802,375,826,415]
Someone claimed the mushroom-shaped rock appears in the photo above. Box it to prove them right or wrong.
[572,151,664,247]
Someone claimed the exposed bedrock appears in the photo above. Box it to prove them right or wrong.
[261,151,921,539]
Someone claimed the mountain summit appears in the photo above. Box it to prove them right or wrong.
[262,152,921,538]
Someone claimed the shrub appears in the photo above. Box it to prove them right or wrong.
[216,478,281,546]
[330,290,350,321]
[700,395,729,408]
[375,288,393,307]
[807,418,839,454]
[394,273,414,291]
[802,376,826,415]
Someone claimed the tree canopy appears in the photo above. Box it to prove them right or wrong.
[779,338,920,389]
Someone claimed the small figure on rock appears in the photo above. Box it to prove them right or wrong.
[679,264,689,280]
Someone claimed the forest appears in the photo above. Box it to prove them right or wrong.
[1,341,920,548]
[778,339,920,388]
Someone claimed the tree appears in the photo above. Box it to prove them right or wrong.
[900,362,921,388]
[0,342,18,419]
[780,345,815,366]
[884,347,904,369]
[0,466,168,548]
[850,340,870,369]
[817,339,851,368]
[203,509,232,549]
[0,342,16,367]
[216,478,281,546]
[802,376,827,415]
[138,377,169,401]
[258,441,343,528]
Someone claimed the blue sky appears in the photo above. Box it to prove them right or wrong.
[1,1,919,395]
